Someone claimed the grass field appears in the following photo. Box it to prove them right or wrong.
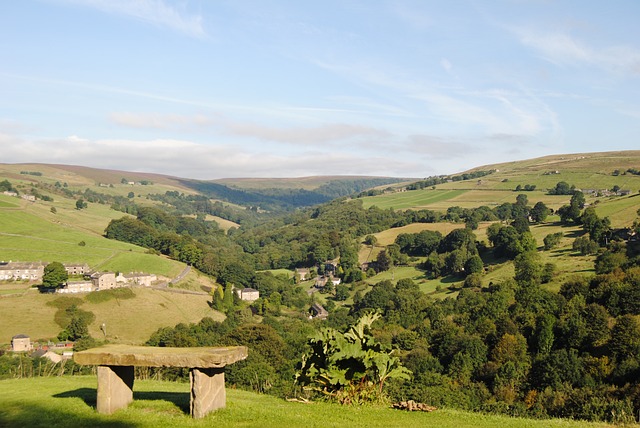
[361,189,466,210]
[0,288,222,346]
[0,376,615,428]
[0,197,183,276]
[359,151,640,221]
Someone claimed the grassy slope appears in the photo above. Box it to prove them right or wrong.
[0,194,183,276]
[0,288,222,345]
[0,376,614,428]
[360,151,640,224]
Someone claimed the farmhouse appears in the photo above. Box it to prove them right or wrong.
[310,303,328,320]
[0,261,45,281]
[64,263,90,276]
[295,268,311,281]
[11,334,32,352]
[116,272,157,287]
[57,280,94,294]
[91,272,117,291]
[236,287,260,301]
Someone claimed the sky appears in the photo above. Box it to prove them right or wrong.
[1,1,639,180]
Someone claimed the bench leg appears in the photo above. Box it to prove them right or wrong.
[96,365,134,414]
[190,367,225,418]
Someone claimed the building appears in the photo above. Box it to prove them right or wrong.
[295,268,311,281]
[64,263,90,276]
[57,281,94,294]
[0,261,45,281]
[236,287,260,302]
[116,272,157,287]
[91,272,117,291]
[12,334,32,352]
[310,303,328,320]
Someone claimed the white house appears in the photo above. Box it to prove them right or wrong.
[236,287,260,302]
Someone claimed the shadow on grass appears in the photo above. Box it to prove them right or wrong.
[0,402,134,428]
[53,387,96,408]
[53,387,191,415]
[134,390,190,414]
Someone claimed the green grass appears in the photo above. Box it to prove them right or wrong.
[360,151,640,219]
[0,376,614,428]
[0,202,182,275]
[361,190,466,210]
[0,288,223,345]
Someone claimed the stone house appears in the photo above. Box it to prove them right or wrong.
[236,287,260,302]
[295,268,311,281]
[0,261,45,281]
[57,281,94,294]
[116,272,157,287]
[12,334,32,352]
[64,263,90,276]
[310,303,328,320]
[91,272,117,291]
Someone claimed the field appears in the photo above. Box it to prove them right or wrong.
[0,376,614,428]
[359,151,640,226]
[0,288,221,345]
[0,194,184,276]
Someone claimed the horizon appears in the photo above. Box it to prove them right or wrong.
[1,1,639,179]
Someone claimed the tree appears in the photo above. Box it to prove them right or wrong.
[42,262,68,288]
[464,255,484,275]
[530,201,550,223]
[543,232,563,250]
[375,250,391,272]
[363,235,377,246]
[75,198,87,210]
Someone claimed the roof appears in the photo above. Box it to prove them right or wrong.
[241,288,259,293]
[12,334,30,339]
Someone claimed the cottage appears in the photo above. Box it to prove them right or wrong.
[64,263,91,276]
[57,280,94,294]
[236,287,260,302]
[295,268,311,281]
[91,272,117,291]
[0,261,45,281]
[124,272,157,287]
[310,303,328,320]
[12,334,32,352]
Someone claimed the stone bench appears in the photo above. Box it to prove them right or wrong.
[74,344,248,418]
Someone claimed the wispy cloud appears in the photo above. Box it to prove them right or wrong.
[110,111,392,145]
[515,29,640,76]
[58,0,206,38]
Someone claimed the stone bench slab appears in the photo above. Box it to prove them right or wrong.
[74,344,248,418]
[74,344,247,368]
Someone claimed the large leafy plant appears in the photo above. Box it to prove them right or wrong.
[295,312,411,404]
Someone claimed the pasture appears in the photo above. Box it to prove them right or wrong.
[0,288,221,345]
[0,376,614,428]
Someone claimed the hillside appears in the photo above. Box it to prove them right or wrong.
[360,150,640,226]
[0,376,614,428]
[0,163,405,212]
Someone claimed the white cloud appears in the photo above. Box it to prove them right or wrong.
[0,134,420,179]
[440,58,453,72]
[516,29,640,75]
[58,0,206,38]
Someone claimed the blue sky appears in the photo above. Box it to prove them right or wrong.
[1,1,639,179]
